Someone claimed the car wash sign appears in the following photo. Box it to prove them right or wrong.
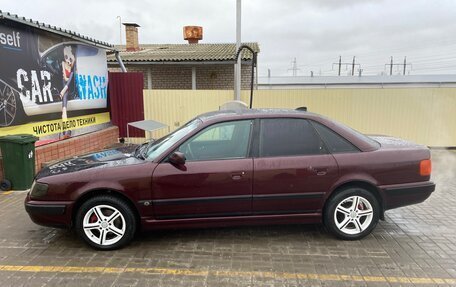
[0,20,110,140]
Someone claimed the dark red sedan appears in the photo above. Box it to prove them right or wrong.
[25,109,435,250]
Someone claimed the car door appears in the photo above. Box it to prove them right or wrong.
[151,119,254,219]
[252,118,339,215]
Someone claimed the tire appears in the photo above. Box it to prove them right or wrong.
[0,179,12,191]
[75,195,136,250]
[0,80,26,127]
[324,187,380,240]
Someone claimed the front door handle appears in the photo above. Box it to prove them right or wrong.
[231,171,246,180]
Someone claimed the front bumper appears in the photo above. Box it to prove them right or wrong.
[24,194,73,228]
[381,181,435,210]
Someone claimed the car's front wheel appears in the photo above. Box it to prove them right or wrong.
[325,188,380,240]
[75,195,136,250]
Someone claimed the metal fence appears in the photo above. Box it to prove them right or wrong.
[109,72,145,138]
[142,88,456,147]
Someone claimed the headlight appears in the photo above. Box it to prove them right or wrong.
[30,181,48,199]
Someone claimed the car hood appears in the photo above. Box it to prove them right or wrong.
[36,145,144,179]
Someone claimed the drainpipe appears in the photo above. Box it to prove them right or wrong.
[235,45,257,109]
[115,51,127,72]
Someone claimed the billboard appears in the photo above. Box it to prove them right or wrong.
[0,20,110,142]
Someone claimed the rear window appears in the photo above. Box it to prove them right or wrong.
[314,115,380,150]
[336,122,380,148]
[311,121,359,153]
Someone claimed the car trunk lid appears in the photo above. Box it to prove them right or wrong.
[368,135,426,150]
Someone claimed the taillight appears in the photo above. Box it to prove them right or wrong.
[420,159,432,176]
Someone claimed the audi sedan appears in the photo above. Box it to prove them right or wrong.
[25,109,435,250]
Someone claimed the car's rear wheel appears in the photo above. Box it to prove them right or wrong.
[75,195,136,250]
[325,188,380,240]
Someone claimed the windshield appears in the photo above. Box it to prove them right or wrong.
[144,118,202,161]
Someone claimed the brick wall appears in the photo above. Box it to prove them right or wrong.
[109,66,150,89]
[150,65,192,89]
[109,64,253,90]
[0,126,119,181]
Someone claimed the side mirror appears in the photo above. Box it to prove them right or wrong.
[169,151,186,165]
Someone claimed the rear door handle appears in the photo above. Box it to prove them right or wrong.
[316,170,327,176]
[308,166,327,176]
[315,167,328,176]
[231,171,245,180]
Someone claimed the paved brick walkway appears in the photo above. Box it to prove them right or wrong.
[0,150,455,286]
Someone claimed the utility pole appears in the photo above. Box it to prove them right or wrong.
[234,0,242,100]
[338,56,341,76]
[288,57,300,76]
[403,57,407,75]
[332,56,361,76]
[385,56,411,75]
[351,56,356,76]
[389,56,393,75]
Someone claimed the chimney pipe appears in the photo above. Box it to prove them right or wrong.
[183,26,203,44]
[123,23,140,51]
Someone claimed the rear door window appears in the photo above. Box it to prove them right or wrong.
[259,118,327,157]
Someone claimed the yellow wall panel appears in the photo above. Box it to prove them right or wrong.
[143,90,233,139]
[142,88,456,147]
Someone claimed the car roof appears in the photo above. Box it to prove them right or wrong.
[197,108,316,122]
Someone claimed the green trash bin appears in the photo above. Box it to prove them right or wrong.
[0,134,38,191]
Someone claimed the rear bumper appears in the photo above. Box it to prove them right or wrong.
[24,194,73,228]
[380,181,435,210]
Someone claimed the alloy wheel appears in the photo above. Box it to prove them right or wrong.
[334,195,374,235]
[0,81,17,127]
[82,205,126,246]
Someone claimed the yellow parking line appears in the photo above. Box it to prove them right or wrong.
[0,191,12,195]
[0,264,455,284]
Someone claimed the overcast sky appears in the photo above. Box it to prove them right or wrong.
[2,0,456,77]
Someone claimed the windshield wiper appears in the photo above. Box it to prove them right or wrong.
[137,139,156,160]
[133,142,148,160]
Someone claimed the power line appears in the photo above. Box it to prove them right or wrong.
[289,50,456,76]
[332,56,361,76]
[299,51,456,74]
[412,64,456,71]
[385,56,411,75]
[339,38,456,59]
[288,57,300,76]
[285,35,456,75]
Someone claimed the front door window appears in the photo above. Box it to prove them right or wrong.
[179,120,252,161]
